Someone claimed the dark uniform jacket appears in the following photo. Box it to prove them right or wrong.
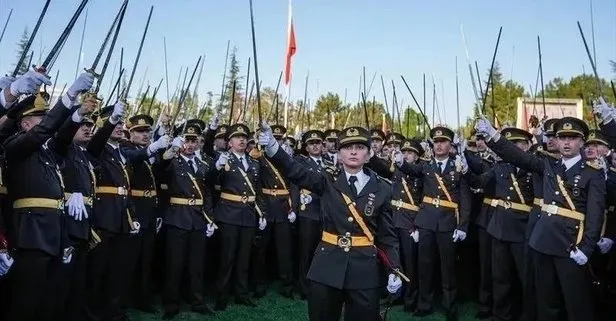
[4,101,74,255]
[291,155,327,222]
[465,150,496,229]
[260,156,293,223]
[87,120,149,234]
[489,137,605,258]
[164,155,213,231]
[124,143,159,230]
[399,157,472,233]
[213,152,267,227]
[269,148,400,290]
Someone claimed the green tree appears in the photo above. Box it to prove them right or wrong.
[476,61,526,127]
[13,27,30,75]
[221,46,244,122]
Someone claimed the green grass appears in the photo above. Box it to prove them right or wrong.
[128,291,478,321]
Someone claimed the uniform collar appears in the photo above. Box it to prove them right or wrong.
[562,154,582,170]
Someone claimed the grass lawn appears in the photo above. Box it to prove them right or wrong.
[128,290,478,321]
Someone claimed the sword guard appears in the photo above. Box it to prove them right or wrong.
[84,67,101,79]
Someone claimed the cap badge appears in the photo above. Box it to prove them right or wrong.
[563,122,573,130]
[347,128,359,136]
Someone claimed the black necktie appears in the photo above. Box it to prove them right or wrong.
[349,175,358,198]
[239,157,246,170]
[437,161,443,173]
[316,160,322,167]
[114,148,122,163]
[187,160,195,174]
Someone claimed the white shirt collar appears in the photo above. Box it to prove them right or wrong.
[233,151,246,160]
[562,154,582,170]
[180,154,195,162]
[310,155,322,163]
[344,169,370,194]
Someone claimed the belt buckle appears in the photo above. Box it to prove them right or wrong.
[432,197,440,208]
[241,195,248,203]
[393,200,401,208]
[188,198,196,206]
[544,204,558,215]
[491,199,499,207]
[503,201,512,210]
[144,190,151,197]
[118,187,126,195]
[337,235,352,252]
[57,200,65,210]
[271,189,277,196]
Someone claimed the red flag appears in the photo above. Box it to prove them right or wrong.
[284,1,296,85]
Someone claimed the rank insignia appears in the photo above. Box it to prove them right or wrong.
[365,203,374,216]
[572,187,580,197]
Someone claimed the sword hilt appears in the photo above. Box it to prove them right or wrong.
[84,67,101,79]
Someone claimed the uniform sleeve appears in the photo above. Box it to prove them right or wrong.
[464,167,496,189]
[579,170,606,257]
[457,175,473,233]
[48,110,81,157]
[202,127,216,157]
[376,186,401,270]
[600,120,616,148]
[488,136,545,174]
[465,150,487,174]
[87,120,115,158]
[367,156,394,179]
[123,146,149,164]
[254,163,268,218]
[398,161,424,177]
[268,147,327,196]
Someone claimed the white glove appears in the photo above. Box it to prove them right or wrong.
[9,69,52,97]
[475,116,497,139]
[62,251,73,264]
[300,194,313,205]
[67,72,95,98]
[215,152,230,171]
[171,136,184,149]
[288,211,297,223]
[0,76,16,90]
[155,218,163,234]
[594,98,614,124]
[452,229,467,242]
[209,112,220,130]
[205,223,215,238]
[109,101,126,124]
[148,134,170,154]
[597,237,614,254]
[258,217,267,230]
[569,247,588,265]
[156,125,166,137]
[130,221,141,235]
[410,230,419,243]
[455,154,469,173]
[66,193,88,221]
[0,252,14,276]
[259,122,278,154]
[282,143,294,156]
[386,274,402,294]
[394,150,404,166]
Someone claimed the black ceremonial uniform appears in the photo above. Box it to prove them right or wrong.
[3,95,77,321]
[488,117,604,321]
[213,124,267,310]
[266,126,400,321]
[162,122,215,316]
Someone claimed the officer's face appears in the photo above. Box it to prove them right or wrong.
[228,136,247,153]
[557,136,583,158]
[547,135,558,152]
[514,140,530,152]
[433,139,452,158]
[611,152,616,168]
[110,122,125,140]
[403,150,418,163]
[306,141,323,157]
[325,140,336,152]
[597,144,609,157]
[371,140,383,153]
[182,138,197,155]
[382,144,391,156]
[339,143,370,170]
[20,115,43,132]
[246,142,255,154]
[214,138,227,150]
[74,123,94,144]
[197,136,205,150]
[476,137,487,151]
[585,144,598,160]
[130,129,151,146]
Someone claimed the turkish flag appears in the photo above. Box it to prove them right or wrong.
[284,1,296,85]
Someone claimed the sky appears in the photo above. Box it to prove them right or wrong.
[0,0,615,128]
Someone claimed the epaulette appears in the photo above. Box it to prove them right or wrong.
[537,150,559,159]
[420,155,431,162]
[324,165,339,176]
[377,175,392,185]
[586,161,601,170]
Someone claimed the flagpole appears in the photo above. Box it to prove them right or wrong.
[283,0,296,130]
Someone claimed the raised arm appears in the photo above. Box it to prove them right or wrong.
[87,119,115,158]
[487,136,545,174]
[267,147,327,196]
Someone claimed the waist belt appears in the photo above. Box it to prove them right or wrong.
[96,186,128,196]
[130,189,158,198]
[13,198,64,210]
[64,193,93,206]
[533,198,543,206]
[391,199,419,212]
[169,197,203,206]
[262,188,290,197]
[483,198,498,207]
[0,186,7,195]
[220,192,256,203]
[321,231,373,252]
[423,196,458,209]
[495,199,532,213]
[541,204,585,244]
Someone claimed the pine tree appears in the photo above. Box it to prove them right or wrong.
[221,47,244,122]
[13,27,30,75]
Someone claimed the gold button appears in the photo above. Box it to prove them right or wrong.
[345,232,351,237]
[555,191,560,195]
[348,217,354,222]
[509,187,514,190]
[551,201,556,205]
[344,248,350,252]
[506,196,510,200]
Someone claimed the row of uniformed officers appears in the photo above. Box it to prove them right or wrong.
[0,69,615,321]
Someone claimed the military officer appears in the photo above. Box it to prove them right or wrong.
[212,123,267,311]
[397,126,472,321]
[259,124,403,321]
[370,128,386,156]
[252,124,296,299]
[477,116,605,321]
[323,129,340,166]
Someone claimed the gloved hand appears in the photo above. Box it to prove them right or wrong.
[475,116,497,139]
[148,134,170,154]
[386,274,402,294]
[215,152,230,171]
[410,230,419,243]
[455,154,469,173]
[205,223,215,238]
[258,217,267,231]
[9,69,52,97]
[171,136,184,149]
[0,252,14,276]
[452,229,467,242]
[288,211,296,223]
[67,192,88,221]
[597,237,614,254]
[109,101,126,124]
[155,218,163,234]
[259,122,278,155]
[130,221,141,235]
[0,76,16,90]
[67,72,95,99]
[300,194,313,205]
[156,125,166,137]
[569,247,588,265]
[282,143,294,156]
[62,248,73,264]
[394,150,404,166]
[209,112,220,130]
[593,98,615,124]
